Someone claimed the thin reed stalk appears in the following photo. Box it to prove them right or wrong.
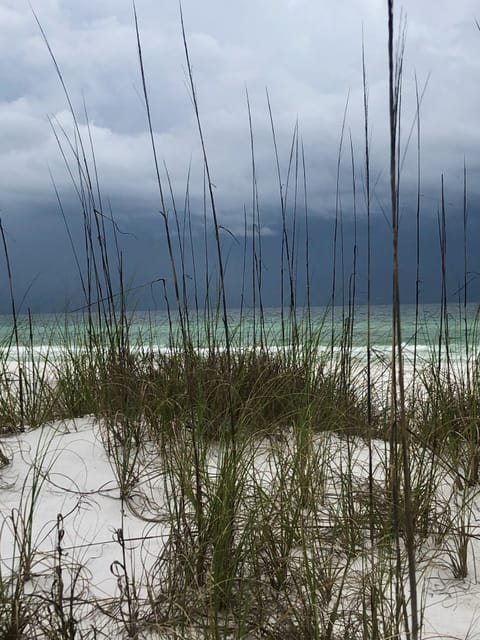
[387,2,419,638]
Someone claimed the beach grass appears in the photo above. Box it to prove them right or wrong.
[1,1,480,638]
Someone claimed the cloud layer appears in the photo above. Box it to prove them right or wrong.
[1,1,480,310]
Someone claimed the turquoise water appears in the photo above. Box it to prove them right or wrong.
[0,304,479,355]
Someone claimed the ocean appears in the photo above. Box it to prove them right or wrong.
[0,304,479,359]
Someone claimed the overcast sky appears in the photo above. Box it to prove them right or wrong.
[1,0,480,312]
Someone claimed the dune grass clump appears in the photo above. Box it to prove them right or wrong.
[24,330,376,446]
[414,360,480,489]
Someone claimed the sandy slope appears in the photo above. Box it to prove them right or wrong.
[1,417,480,638]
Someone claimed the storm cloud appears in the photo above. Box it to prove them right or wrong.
[1,0,480,312]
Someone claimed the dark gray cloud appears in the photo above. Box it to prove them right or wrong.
[3,191,480,314]
[1,0,480,312]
